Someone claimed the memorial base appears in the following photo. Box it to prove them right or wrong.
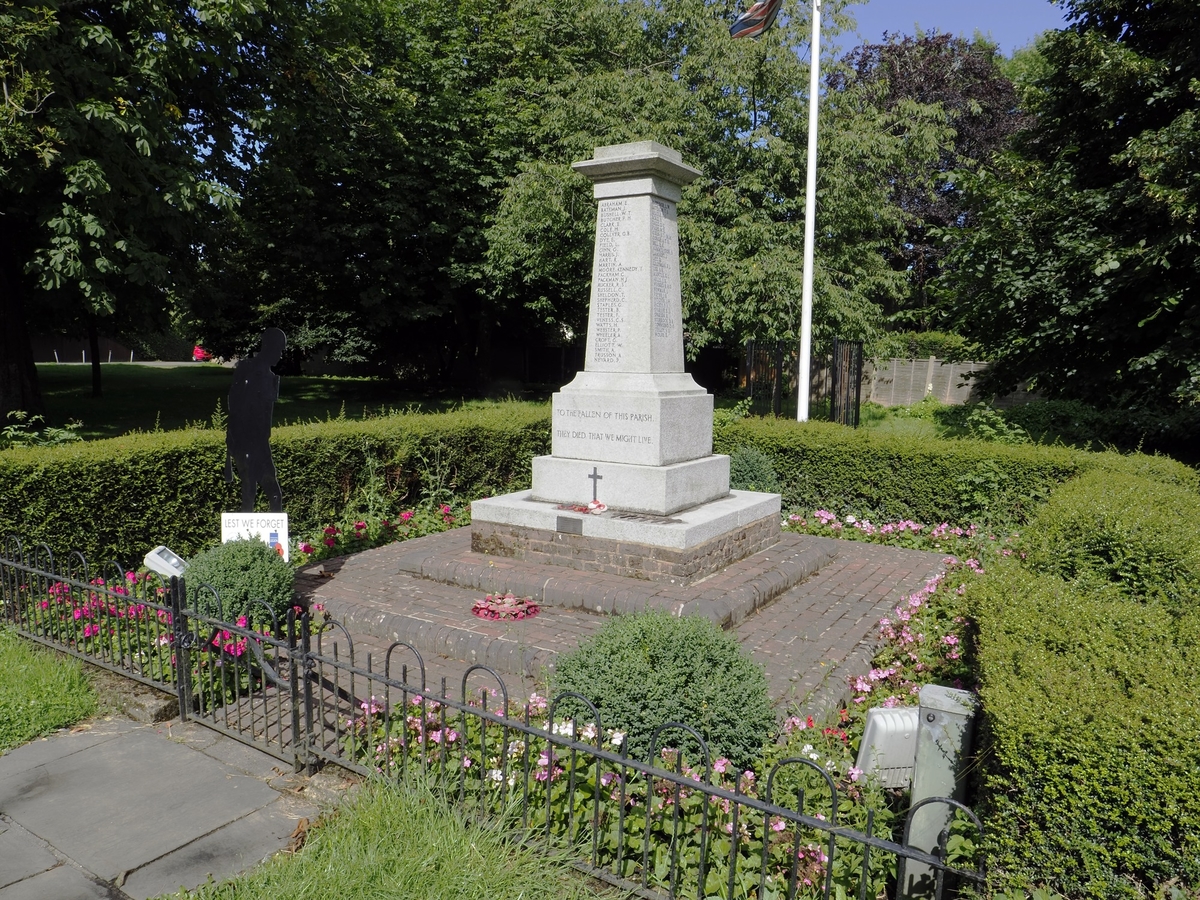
[470,489,780,585]
[531,454,729,516]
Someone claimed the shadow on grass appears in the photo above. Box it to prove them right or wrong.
[36,364,549,440]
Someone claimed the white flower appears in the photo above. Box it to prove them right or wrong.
[487,769,504,783]
[551,720,575,737]
[845,515,857,524]
[580,722,598,742]
[607,729,626,747]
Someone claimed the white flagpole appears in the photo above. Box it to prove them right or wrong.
[797,0,820,421]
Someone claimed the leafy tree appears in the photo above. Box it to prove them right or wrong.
[0,0,265,417]
[943,0,1200,407]
[835,32,1027,331]
[485,0,952,356]
[191,0,632,386]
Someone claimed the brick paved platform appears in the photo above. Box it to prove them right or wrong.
[296,530,946,717]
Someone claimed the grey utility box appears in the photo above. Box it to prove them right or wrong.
[855,705,919,788]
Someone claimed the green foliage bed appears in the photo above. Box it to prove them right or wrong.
[1,405,1195,565]
[968,472,1200,897]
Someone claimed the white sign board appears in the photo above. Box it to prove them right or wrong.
[221,512,290,562]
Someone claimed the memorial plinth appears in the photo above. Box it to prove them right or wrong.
[471,142,780,583]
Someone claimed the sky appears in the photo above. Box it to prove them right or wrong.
[837,0,1071,56]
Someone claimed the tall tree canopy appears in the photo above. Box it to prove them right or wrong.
[0,0,267,416]
[835,32,1027,330]
[3,0,955,402]
[484,0,952,358]
[943,0,1200,407]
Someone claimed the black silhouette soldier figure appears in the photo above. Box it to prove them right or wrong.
[225,328,286,513]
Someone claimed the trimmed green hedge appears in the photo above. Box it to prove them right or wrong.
[713,417,1197,524]
[0,405,550,565]
[1021,470,1200,611]
[1,405,1195,566]
[971,562,1200,897]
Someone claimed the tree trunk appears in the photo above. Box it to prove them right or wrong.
[87,317,102,397]
[0,216,45,419]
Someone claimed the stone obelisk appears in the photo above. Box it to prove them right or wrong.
[531,142,728,515]
[471,141,780,584]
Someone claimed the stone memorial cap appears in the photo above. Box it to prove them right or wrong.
[572,141,702,187]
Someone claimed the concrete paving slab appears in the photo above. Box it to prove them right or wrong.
[0,727,278,883]
[187,732,289,779]
[0,819,58,889]
[121,797,314,900]
[0,718,137,777]
[0,863,120,900]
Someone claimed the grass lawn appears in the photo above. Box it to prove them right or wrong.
[169,777,615,900]
[0,629,96,751]
[35,364,970,444]
[36,364,499,440]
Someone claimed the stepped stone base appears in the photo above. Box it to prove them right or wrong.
[302,529,840,680]
[470,489,780,585]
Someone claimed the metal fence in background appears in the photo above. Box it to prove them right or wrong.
[829,340,864,427]
[0,539,986,900]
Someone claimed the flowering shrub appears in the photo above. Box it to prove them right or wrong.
[848,560,982,711]
[295,502,465,565]
[338,690,913,900]
[13,572,275,712]
[784,510,1026,567]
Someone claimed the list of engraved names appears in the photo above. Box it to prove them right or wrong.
[650,199,678,340]
[591,199,634,365]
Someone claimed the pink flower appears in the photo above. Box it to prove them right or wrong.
[400,511,414,522]
[323,538,336,548]
[299,542,314,554]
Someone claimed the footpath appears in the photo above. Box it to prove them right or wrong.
[0,530,944,898]
[0,711,358,900]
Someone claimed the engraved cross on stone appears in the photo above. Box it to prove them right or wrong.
[587,467,603,502]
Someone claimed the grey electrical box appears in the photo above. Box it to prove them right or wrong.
[855,705,919,788]
[144,545,188,579]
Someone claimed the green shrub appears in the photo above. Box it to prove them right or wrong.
[1,402,1195,563]
[0,404,550,564]
[713,416,1196,526]
[185,539,296,623]
[552,610,774,769]
[1020,471,1200,610]
[728,444,782,493]
[970,563,1200,897]
[996,399,1200,461]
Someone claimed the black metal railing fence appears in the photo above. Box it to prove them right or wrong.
[0,539,985,900]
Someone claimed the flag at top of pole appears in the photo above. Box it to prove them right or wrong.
[729,0,784,38]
